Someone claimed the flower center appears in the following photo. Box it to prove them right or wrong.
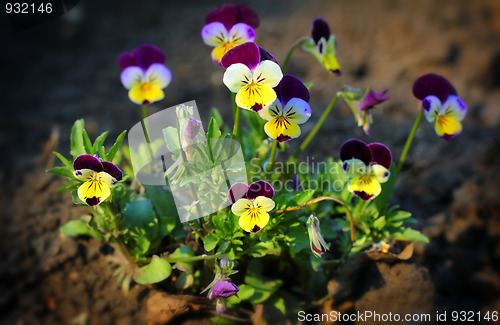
[274,116,290,129]
[140,82,153,93]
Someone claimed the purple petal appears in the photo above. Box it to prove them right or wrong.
[136,44,165,71]
[102,161,123,182]
[258,46,279,65]
[359,89,389,111]
[312,18,330,44]
[412,73,457,103]
[339,139,372,165]
[276,75,310,104]
[118,51,138,70]
[206,4,259,31]
[367,143,392,169]
[209,281,239,300]
[353,191,374,201]
[73,154,103,172]
[221,42,260,70]
[185,118,202,140]
[228,182,249,204]
[247,181,274,200]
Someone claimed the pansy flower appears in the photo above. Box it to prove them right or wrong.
[340,139,392,201]
[341,87,389,135]
[307,215,329,258]
[222,42,283,112]
[258,75,311,142]
[228,181,275,233]
[202,4,259,65]
[73,154,123,206]
[302,18,341,76]
[413,73,467,140]
[118,44,172,105]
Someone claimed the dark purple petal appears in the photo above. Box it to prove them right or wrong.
[86,197,101,206]
[276,75,310,104]
[367,143,392,169]
[73,154,103,172]
[221,42,260,70]
[258,46,278,65]
[209,281,239,300]
[118,52,138,70]
[312,18,330,44]
[102,161,123,182]
[339,139,372,165]
[235,4,260,29]
[353,191,374,201]
[136,44,165,70]
[359,89,389,111]
[206,4,259,31]
[228,182,249,204]
[247,180,274,200]
[412,73,457,103]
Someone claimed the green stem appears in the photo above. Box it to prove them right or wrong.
[165,253,225,264]
[266,140,278,172]
[396,108,424,176]
[281,36,310,72]
[141,105,154,158]
[290,94,339,162]
[232,97,241,140]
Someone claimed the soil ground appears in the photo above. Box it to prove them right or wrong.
[1,0,500,324]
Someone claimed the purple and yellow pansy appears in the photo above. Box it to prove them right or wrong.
[228,181,275,233]
[222,42,283,112]
[302,18,341,76]
[118,44,172,105]
[340,139,392,201]
[413,73,467,140]
[258,75,311,142]
[73,154,123,206]
[202,3,259,65]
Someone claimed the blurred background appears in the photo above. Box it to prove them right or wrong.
[1,0,499,323]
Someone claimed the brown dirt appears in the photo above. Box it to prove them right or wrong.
[1,0,500,324]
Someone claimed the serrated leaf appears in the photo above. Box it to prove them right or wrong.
[93,131,109,154]
[53,152,73,169]
[204,233,219,251]
[106,130,127,162]
[47,166,74,178]
[134,255,172,284]
[60,218,102,239]
[70,119,86,157]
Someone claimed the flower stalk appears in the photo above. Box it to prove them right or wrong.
[281,36,310,72]
[397,108,423,176]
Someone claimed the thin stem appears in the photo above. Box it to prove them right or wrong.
[266,140,278,172]
[290,94,339,162]
[281,36,310,72]
[141,105,154,158]
[275,196,355,242]
[397,108,424,176]
[165,253,225,264]
[232,99,241,140]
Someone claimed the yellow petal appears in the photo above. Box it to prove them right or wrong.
[129,83,164,105]
[264,116,301,142]
[347,175,381,201]
[235,82,277,112]
[435,115,462,138]
[97,171,119,188]
[77,180,111,206]
[211,42,236,64]
[238,208,270,233]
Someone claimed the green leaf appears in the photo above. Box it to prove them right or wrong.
[373,164,397,213]
[304,82,313,90]
[92,131,109,154]
[70,119,86,157]
[162,127,180,153]
[207,117,222,140]
[227,284,255,304]
[204,233,219,252]
[70,189,86,205]
[124,197,159,241]
[292,189,315,205]
[250,239,281,257]
[391,228,429,243]
[106,130,127,163]
[47,166,74,178]
[285,228,310,253]
[82,129,94,154]
[373,216,386,231]
[169,246,195,273]
[209,108,224,129]
[60,218,102,239]
[134,255,172,284]
[244,260,283,304]
[53,151,73,169]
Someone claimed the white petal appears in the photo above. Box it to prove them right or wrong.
[252,60,283,88]
[283,97,311,124]
[228,23,255,43]
[253,196,275,212]
[120,66,144,89]
[258,99,282,121]
[145,63,172,89]
[201,22,228,46]
[422,95,441,123]
[231,198,253,216]
[223,63,252,93]
[441,95,467,122]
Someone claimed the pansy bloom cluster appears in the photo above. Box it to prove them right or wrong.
[413,73,467,140]
[228,181,275,233]
[73,154,123,206]
[302,18,341,76]
[202,3,259,65]
[340,139,392,201]
[119,44,172,105]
